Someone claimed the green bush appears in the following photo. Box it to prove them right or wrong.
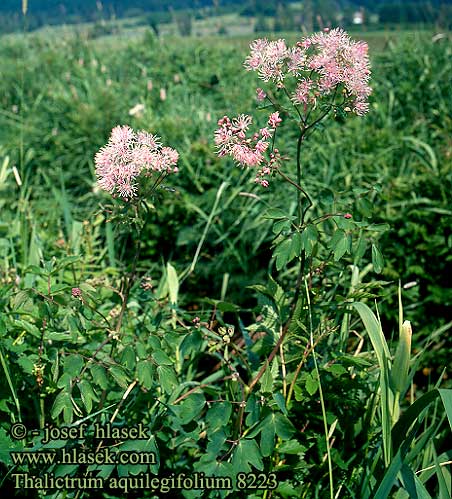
[0,29,451,498]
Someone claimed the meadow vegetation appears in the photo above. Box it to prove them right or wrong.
[0,24,451,498]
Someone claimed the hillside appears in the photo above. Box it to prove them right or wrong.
[2,0,451,34]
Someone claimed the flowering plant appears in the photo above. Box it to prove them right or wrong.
[213,30,381,496]
[93,124,179,235]
[214,29,378,279]
[95,125,179,202]
[245,28,371,115]
[216,28,371,189]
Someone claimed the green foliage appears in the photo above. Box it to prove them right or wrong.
[0,28,450,499]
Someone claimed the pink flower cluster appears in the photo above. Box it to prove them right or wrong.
[95,126,179,200]
[214,112,282,187]
[245,39,290,84]
[244,28,371,115]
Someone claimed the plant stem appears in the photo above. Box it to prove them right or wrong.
[114,203,151,337]
[0,346,21,422]
[277,169,312,209]
[296,131,305,225]
[247,324,288,394]
[305,279,334,499]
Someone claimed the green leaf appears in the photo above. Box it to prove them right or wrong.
[357,197,373,218]
[13,290,32,310]
[305,372,319,396]
[290,231,302,259]
[232,439,263,474]
[206,402,232,430]
[275,481,299,498]
[54,464,79,478]
[87,464,115,479]
[402,136,438,174]
[354,232,367,264]
[0,316,6,337]
[157,365,177,394]
[204,300,240,313]
[438,389,452,432]
[400,464,432,499]
[432,446,450,499]
[17,355,35,374]
[274,413,295,440]
[51,391,71,420]
[206,428,228,456]
[121,345,137,371]
[90,364,109,390]
[372,243,384,273]
[334,216,356,230]
[63,403,73,424]
[179,330,203,358]
[274,238,293,271]
[152,349,173,366]
[15,320,40,338]
[391,321,412,395]
[136,361,154,390]
[245,395,260,427]
[89,364,108,390]
[167,262,179,305]
[64,354,84,377]
[278,440,305,455]
[118,435,159,474]
[57,255,80,269]
[108,365,129,389]
[365,223,390,233]
[260,360,276,394]
[173,393,205,425]
[79,282,97,294]
[300,225,318,256]
[260,419,275,457]
[391,390,440,452]
[325,364,348,376]
[52,351,59,384]
[24,264,46,276]
[372,427,418,499]
[353,301,392,465]
[273,392,287,415]
[264,208,289,220]
[47,331,73,342]
[77,380,98,414]
[352,302,391,371]
[0,427,22,465]
[50,284,71,294]
[272,219,291,235]
[57,372,72,389]
[333,230,349,261]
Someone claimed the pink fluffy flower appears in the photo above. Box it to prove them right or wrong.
[256,88,267,101]
[214,113,283,186]
[254,149,282,187]
[95,125,179,200]
[303,28,371,112]
[268,112,282,128]
[215,114,266,167]
[259,127,272,139]
[244,38,289,83]
[244,28,371,116]
[292,78,313,105]
[287,47,306,75]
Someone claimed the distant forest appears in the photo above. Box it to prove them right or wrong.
[1,0,451,34]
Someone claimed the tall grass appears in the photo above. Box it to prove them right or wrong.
[0,27,450,498]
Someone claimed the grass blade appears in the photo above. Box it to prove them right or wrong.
[353,301,392,465]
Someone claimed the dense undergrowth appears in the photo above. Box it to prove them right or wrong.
[0,28,451,498]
